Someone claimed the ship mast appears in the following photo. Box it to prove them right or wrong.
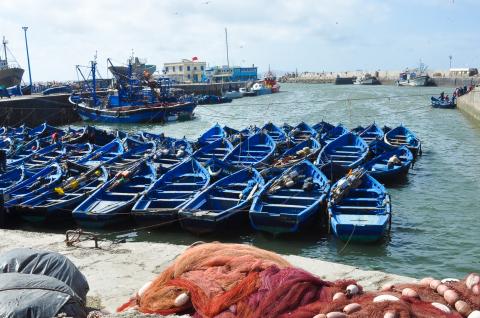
[2,36,8,64]
[225,28,230,68]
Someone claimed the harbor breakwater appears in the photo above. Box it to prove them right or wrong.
[457,87,480,121]
[281,70,479,87]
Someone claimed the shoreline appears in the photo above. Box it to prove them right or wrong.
[0,229,415,314]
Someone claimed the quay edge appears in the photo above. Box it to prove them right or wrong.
[0,229,415,313]
[457,87,480,122]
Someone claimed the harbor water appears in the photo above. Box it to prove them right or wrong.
[62,83,479,280]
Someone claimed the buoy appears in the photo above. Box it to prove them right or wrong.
[441,278,460,284]
[472,284,480,295]
[137,281,152,297]
[429,279,441,290]
[384,311,398,318]
[381,283,394,291]
[454,300,472,317]
[312,314,327,318]
[332,292,345,301]
[431,302,451,313]
[174,292,190,307]
[466,273,480,289]
[419,277,434,287]
[436,284,449,296]
[443,289,459,305]
[346,284,359,295]
[373,295,400,302]
[326,312,346,318]
[401,288,419,298]
[468,311,480,318]
[343,303,361,314]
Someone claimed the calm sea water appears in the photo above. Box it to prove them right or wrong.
[69,83,480,279]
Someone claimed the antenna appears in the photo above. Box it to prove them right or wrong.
[225,28,230,68]
[2,36,8,64]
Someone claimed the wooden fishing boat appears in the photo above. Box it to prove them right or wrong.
[0,166,29,194]
[363,146,413,183]
[261,122,287,143]
[384,125,421,157]
[321,124,348,145]
[193,138,233,164]
[7,139,41,166]
[104,140,155,176]
[76,139,125,166]
[197,123,226,147]
[249,160,330,234]
[272,138,321,168]
[328,168,391,242]
[179,168,264,234]
[431,97,455,109]
[288,122,317,143]
[3,163,64,206]
[204,157,241,182]
[312,120,334,135]
[72,160,156,228]
[281,123,294,135]
[350,125,365,134]
[223,132,276,168]
[132,158,210,226]
[359,123,384,144]
[64,126,118,146]
[316,132,369,175]
[16,164,109,223]
[152,137,192,172]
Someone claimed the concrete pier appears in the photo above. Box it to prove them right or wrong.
[0,229,414,313]
[457,87,480,121]
[0,93,80,126]
[173,81,248,95]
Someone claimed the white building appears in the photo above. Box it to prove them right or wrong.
[163,59,206,83]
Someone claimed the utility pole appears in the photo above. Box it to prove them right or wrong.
[449,55,452,69]
[225,28,230,68]
[22,27,33,90]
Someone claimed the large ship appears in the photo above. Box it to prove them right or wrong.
[108,56,156,82]
[0,37,24,88]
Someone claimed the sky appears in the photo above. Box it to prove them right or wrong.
[1,0,479,81]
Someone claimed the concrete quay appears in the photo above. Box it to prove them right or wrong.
[0,229,415,314]
[457,87,480,121]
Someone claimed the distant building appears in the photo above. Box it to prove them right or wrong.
[203,65,258,83]
[163,59,206,83]
[449,68,478,77]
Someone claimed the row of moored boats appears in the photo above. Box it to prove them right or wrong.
[0,121,421,242]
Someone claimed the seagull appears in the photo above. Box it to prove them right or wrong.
[203,1,211,4]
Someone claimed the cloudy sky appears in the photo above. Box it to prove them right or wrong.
[2,0,478,81]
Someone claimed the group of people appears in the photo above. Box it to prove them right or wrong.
[453,85,474,98]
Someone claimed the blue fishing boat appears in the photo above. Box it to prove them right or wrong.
[104,139,155,175]
[384,125,421,157]
[261,122,287,143]
[72,160,156,228]
[197,123,226,147]
[363,147,413,183]
[350,125,366,134]
[272,138,321,168]
[321,124,348,145]
[431,97,455,109]
[316,132,369,174]
[3,163,63,206]
[70,60,196,123]
[223,132,276,168]
[249,160,330,234]
[281,123,294,135]
[204,157,241,182]
[179,168,264,234]
[16,164,109,223]
[359,123,384,144]
[0,166,28,194]
[132,158,210,226]
[193,138,233,164]
[289,122,317,143]
[76,139,125,166]
[7,139,41,165]
[368,139,396,157]
[153,137,192,172]
[312,120,335,135]
[328,168,391,242]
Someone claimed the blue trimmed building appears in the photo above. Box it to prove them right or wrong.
[203,65,257,83]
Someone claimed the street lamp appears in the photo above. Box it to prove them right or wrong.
[449,55,452,69]
[22,26,33,91]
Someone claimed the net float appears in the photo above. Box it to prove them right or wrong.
[373,295,400,302]
[431,302,451,313]
[174,292,190,307]
[343,303,361,314]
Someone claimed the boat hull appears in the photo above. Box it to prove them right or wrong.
[0,67,24,88]
[74,101,196,124]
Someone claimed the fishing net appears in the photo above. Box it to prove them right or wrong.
[118,243,480,318]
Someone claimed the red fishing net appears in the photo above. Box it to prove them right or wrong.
[117,243,479,318]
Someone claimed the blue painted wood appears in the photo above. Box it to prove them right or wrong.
[250,160,330,234]
[384,125,421,157]
[223,132,276,168]
[363,146,413,183]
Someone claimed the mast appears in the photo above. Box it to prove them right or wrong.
[2,37,7,64]
[22,27,33,89]
[225,27,230,68]
[91,60,97,105]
